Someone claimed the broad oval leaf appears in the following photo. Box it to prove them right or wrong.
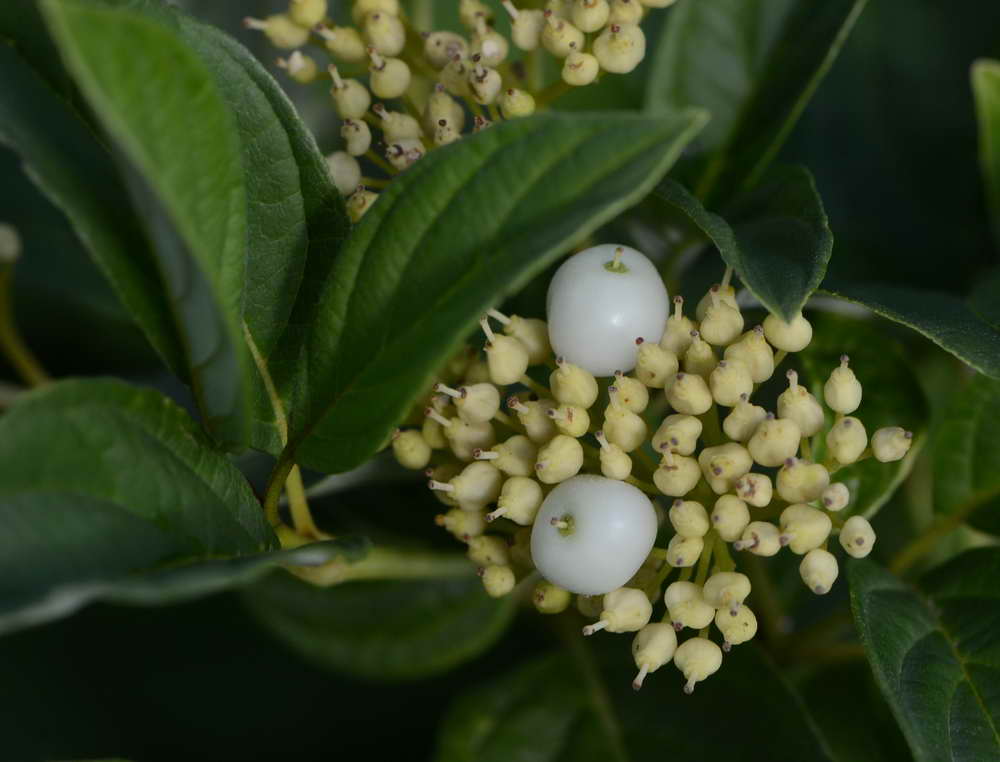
[244,553,517,681]
[646,0,868,201]
[275,109,708,473]
[654,167,833,320]
[850,550,1000,762]
[973,59,1000,246]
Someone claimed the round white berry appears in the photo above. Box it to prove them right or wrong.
[546,244,669,377]
[531,474,658,595]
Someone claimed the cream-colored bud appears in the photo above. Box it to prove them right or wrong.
[542,11,584,58]
[723,394,767,443]
[467,534,510,566]
[709,360,753,406]
[507,396,558,444]
[777,370,825,436]
[435,507,486,541]
[368,51,410,98]
[487,475,543,524]
[635,339,679,388]
[480,564,516,597]
[243,14,310,48]
[326,151,361,196]
[593,22,645,73]
[482,318,530,385]
[289,0,326,27]
[471,19,509,67]
[391,429,431,469]
[316,25,367,63]
[779,503,832,554]
[431,461,503,511]
[533,580,572,613]
[440,56,473,97]
[612,372,649,413]
[871,427,913,462]
[502,2,545,50]
[824,354,863,414]
[695,284,737,321]
[664,581,714,629]
[715,604,757,650]
[363,12,405,56]
[603,388,648,452]
[435,381,499,424]
[546,0,573,15]
[723,326,775,383]
[699,287,744,346]
[596,431,632,480]
[682,331,718,377]
[422,414,448,449]
[799,548,838,594]
[423,30,468,69]
[550,357,599,408]
[498,87,536,118]
[840,515,876,559]
[776,458,830,503]
[669,499,709,538]
[535,434,584,484]
[433,119,460,147]
[426,463,461,506]
[674,637,722,694]
[328,66,371,119]
[699,443,753,495]
[583,587,652,634]
[460,0,494,27]
[711,495,750,542]
[661,296,696,355]
[702,571,751,613]
[763,311,813,353]
[665,533,704,568]
[469,60,502,104]
[277,51,319,84]
[652,414,702,456]
[340,119,371,157]
[572,0,610,31]
[654,453,701,497]
[733,473,772,508]
[351,0,399,24]
[385,139,423,171]
[826,416,868,464]
[747,414,801,467]
[821,482,850,512]
[346,187,378,222]
[475,434,538,477]
[631,623,677,689]
[547,403,590,437]
[733,521,781,556]
[562,50,600,86]
[608,0,644,23]
[431,411,495,461]
[488,311,550,363]
[665,373,713,415]
[424,84,465,133]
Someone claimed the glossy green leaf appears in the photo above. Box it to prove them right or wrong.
[821,281,1000,379]
[969,266,1000,333]
[434,636,833,761]
[647,0,867,200]
[973,59,1000,245]
[272,109,707,473]
[654,167,832,320]
[244,551,516,681]
[850,550,1000,762]
[933,374,1000,535]
[798,315,928,519]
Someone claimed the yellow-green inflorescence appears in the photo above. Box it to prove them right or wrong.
[246,0,678,221]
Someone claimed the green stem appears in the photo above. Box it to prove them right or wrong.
[694,531,715,586]
[263,454,295,529]
[0,266,50,387]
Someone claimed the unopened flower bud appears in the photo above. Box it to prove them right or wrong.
[596,430,632,480]
[326,151,361,196]
[702,571,751,613]
[654,452,701,497]
[821,482,850,512]
[385,139,423,171]
[826,416,868,464]
[467,534,510,566]
[328,65,371,118]
[603,388,648,452]
[373,103,423,142]
[652,413,702,455]
[695,283,738,321]
[498,87,536,118]
[547,403,590,437]
[533,580,572,613]
[426,463,461,506]
[608,372,647,413]
[824,355,863,414]
[763,311,813,353]
[733,521,781,556]
[433,118,460,146]
[779,503,832,554]
[476,434,538,477]
[571,0,610,31]
[723,394,767,442]
[664,581,714,629]
[777,458,830,503]
[507,396,558,444]
[488,310,550,364]
[340,119,371,157]
[723,326,775,383]
[440,55,473,97]
[368,49,410,98]
[715,604,757,651]
[435,507,486,540]
[631,623,677,690]
[711,495,750,542]
[470,19,509,67]
[699,287,744,346]
[363,12,406,56]
[550,356,599,408]
[535,434,584,484]
[479,564,516,597]
[674,637,722,694]
[871,427,913,462]
[460,0,494,27]
[502,1,545,50]
[314,24,367,63]
[423,30,468,69]
[635,338,679,388]
[278,50,319,84]
[430,460,503,511]
[665,533,704,568]
[469,59,502,104]
[352,0,400,24]
[710,360,753,406]
[593,22,645,73]
[425,408,496,460]
[840,515,876,559]
[665,373,713,415]
[422,413,448,449]
[608,0,644,24]
[435,381,499,424]
[481,317,530,385]
[391,428,431,469]
[777,370,825,436]
[682,331,718,377]
[346,186,378,222]
[748,414,801,467]
[562,50,600,86]
[799,548,838,594]
[733,473,773,508]
[661,296,696,355]
[243,14,309,48]
[424,84,465,133]
[699,443,753,494]
[542,11,584,58]
[487,475,544,524]
[669,499,709,538]
[289,0,326,26]
[583,587,652,634]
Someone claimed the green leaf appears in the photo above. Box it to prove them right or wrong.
[798,315,928,519]
[653,167,833,320]
[973,59,1000,245]
[969,266,1000,333]
[850,550,1000,762]
[243,550,516,681]
[647,0,867,200]
[821,281,1000,379]
[272,109,707,473]
[933,374,1000,535]
[434,635,833,761]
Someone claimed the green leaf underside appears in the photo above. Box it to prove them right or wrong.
[647,0,867,199]
[799,315,928,520]
[821,281,1000,379]
[654,168,832,320]
[933,374,1000,535]
[434,637,833,762]
[275,109,707,474]
[973,59,1000,247]
[850,551,1000,762]
[244,567,517,681]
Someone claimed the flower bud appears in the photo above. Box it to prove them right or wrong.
[635,339,678,388]
[373,103,423,142]
[535,434,584,484]
[779,503,832,554]
[391,428,431,469]
[665,533,704,568]
[487,475,543,524]
[498,87,536,119]
[328,66,371,119]
[593,22,645,74]
[469,59,502,104]
[479,564,516,597]
[340,118,371,157]
[631,623,677,689]
[315,25,367,62]
[487,311,550,364]
[546,0,573,15]
[425,408,496,461]
[709,360,753,406]
[652,413,702,456]
[542,11,584,58]
[423,30,468,69]
[424,84,465,133]
[609,0,645,23]
[733,473,772,508]
[435,381,499,424]
[824,354,863,414]
[699,287,744,346]
[507,396,558,444]
[430,460,503,511]
[826,416,868,464]
[572,0,610,31]
[467,534,510,566]
[422,413,448,449]
[723,394,767,442]
[715,604,757,651]
[733,521,781,556]
[352,0,399,24]
[368,49,410,98]
[702,571,751,613]
[821,482,850,512]
[533,580,572,613]
[723,326,775,383]
[654,452,701,497]
[776,457,830,503]
[695,284,738,321]
[550,356,599,408]
[840,515,876,559]
[561,50,600,86]
[426,463,461,506]
[669,499,709,538]
[603,389,648,452]
[661,296,696,355]
[664,581,714,630]
[799,548,838,594]
[435,507,486,540]
[596,430,632,480]
[363,12,406,56]
[747,414,801,467]
[665,373,713,415]
[346,186,378,222]
[471,19,509,67]
[583,587,652,634]
[608,372,647,413]
[699,442,753,495]
[777,370,825,436]
[711,495,750,542]
[763,311,813,353]
[277,51,319,84]
[547,403,591,437]
[289,0,326,27]
[871,427,913,462]
[243,14,309,48]
[674,637,722,694]
[460,0,494,27]
[326,151,361,196]
[475,434,538,477]
[385,140,424,172]
[502,1,545,50]
[682,331,718,378]
[440,55,473,97]
[481,318,530,385]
